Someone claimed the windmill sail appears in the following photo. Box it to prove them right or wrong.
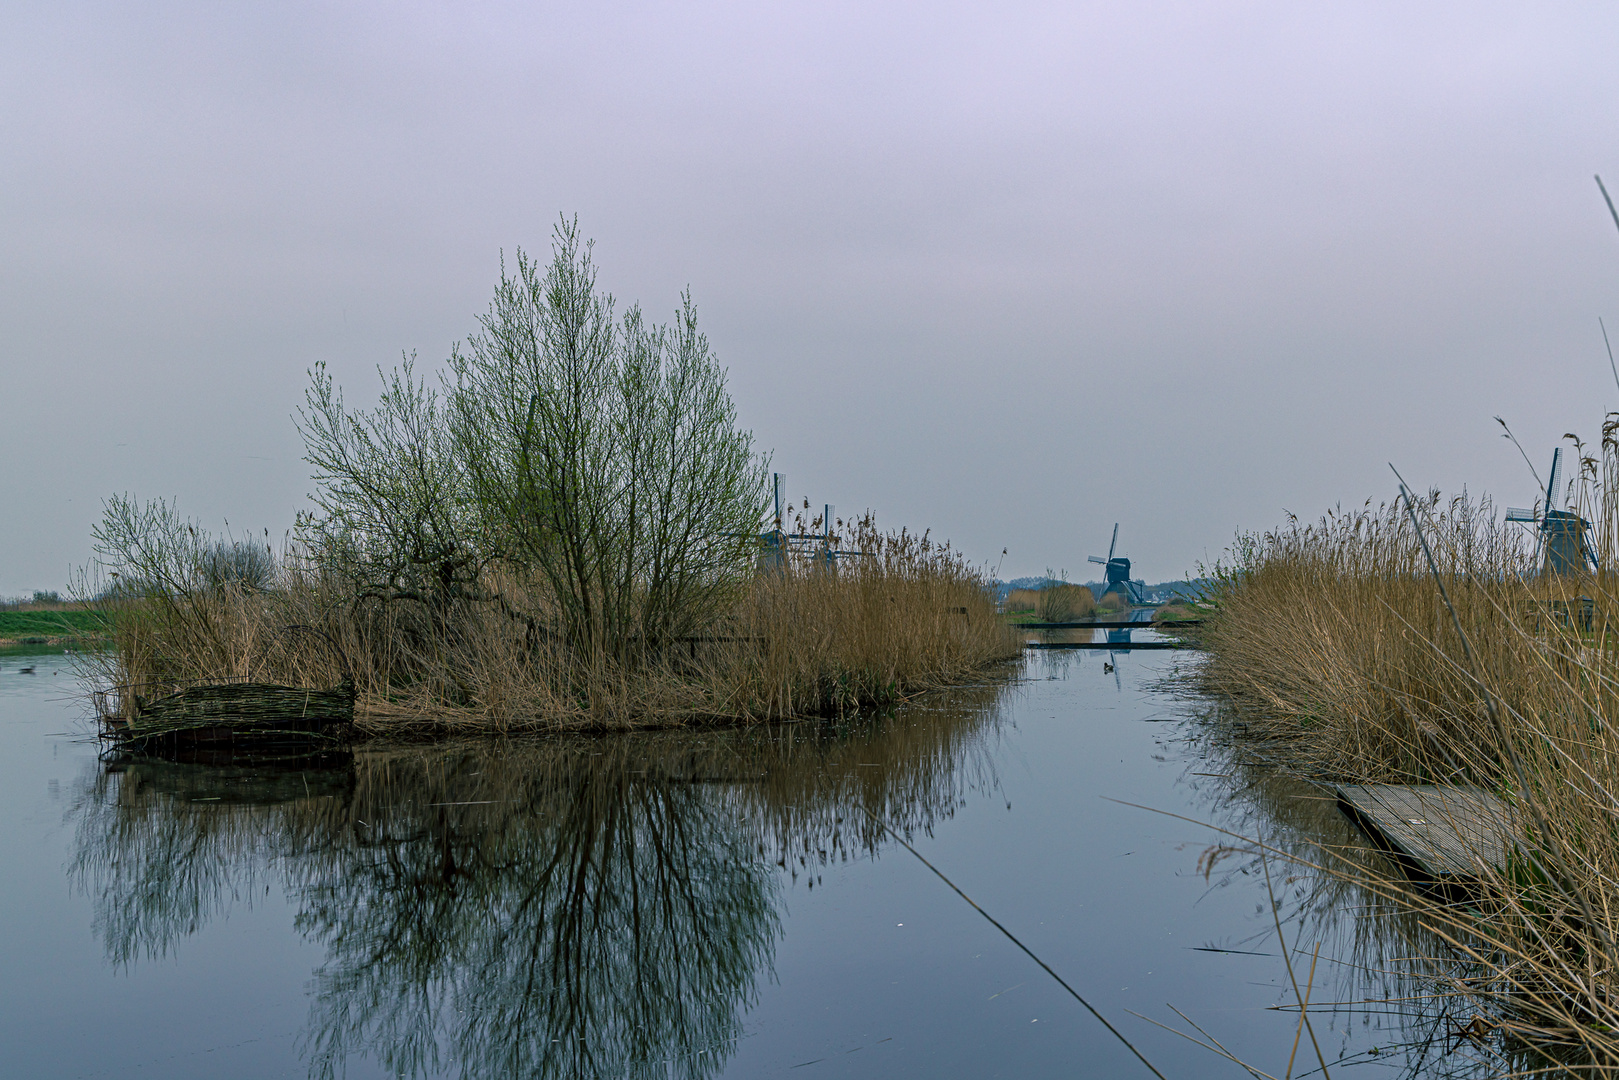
[1545,447,1564,513]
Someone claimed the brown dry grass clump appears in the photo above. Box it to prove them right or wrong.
[1035,582,1096,622]
[1000,587,1043,616]
[1197,430,1619,1064]
[1002,583,1097,622]
[89,517,1019,734]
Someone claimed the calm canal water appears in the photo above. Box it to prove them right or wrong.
[0,647,1499,1078]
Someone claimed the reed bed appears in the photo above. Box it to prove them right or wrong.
[85,515,1018,734]
[1002,582,1097,622]
[1000,587,1043,616]
[1197,426,1619,1067]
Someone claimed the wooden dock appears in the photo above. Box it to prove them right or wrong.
[1335,784,1516,880]
[1024,641,1191,650]
[1017,620,1202,630]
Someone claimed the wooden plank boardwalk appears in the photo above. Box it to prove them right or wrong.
[1017,620,1203,630]
[1335,784,1516,880]
[1024,641,1191,650]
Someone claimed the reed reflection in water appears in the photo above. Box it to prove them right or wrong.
[1183,705,1577,1079]
[69,681,1011,1080]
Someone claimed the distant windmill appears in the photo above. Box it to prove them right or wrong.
[1087,523,1146,604]
[756,473,854,572]
[1505,446,1597,576]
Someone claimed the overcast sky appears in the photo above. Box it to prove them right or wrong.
[6,1,1619,594]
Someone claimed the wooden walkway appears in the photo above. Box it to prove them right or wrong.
[1335,784,1516,880]
[1024,641,1191,650]
[1017,620,1202,630]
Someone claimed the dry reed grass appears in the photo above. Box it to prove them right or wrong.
[1198,429,1619,1066]
[1000,587,1043,615]
[87,516,1019,734]
[1196,490,1617,782]
[1086,587,1126,614]
[1001,583,1097,622]
[1037,582,1096,622]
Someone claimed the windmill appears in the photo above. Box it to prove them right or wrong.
[756,473,858,572]
[1087,523,1146,604]
[1505,446,1598,576]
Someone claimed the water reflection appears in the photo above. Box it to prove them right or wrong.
[70,753,355,965]
[69,682,1010,1079]
[294,743,777,1080]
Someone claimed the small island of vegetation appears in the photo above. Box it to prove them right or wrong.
[84,221,1019,735]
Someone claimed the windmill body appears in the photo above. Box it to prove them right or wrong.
[1542,510,1593,577]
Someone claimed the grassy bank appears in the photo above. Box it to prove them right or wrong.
[88,516,1019,734]
[1197,493,1592,781]
[1149,602,1201,624]
[0,609,109,639]
[1198,484,1619,1060]
[0,608,112,655]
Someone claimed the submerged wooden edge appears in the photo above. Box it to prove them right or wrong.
[1335,783,1516,881]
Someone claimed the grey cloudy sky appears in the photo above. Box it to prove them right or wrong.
[6,1,1619,594]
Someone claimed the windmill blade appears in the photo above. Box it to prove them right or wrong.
[1107,523,1119,563]
[1087,555,1108,565]
[1546,448,1564,512]
[1505,507,1537,522]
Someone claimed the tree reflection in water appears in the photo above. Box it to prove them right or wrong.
[68,680,1011,1079]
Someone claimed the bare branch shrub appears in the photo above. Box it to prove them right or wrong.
[447,218,768,658]
[297,356,485,610]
